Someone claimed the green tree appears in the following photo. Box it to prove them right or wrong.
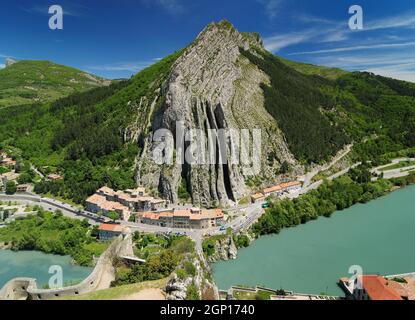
[17,172,33,184]
[186,283,200,300]
[5,181,17,194]
[108,211,120,221]
[279,161,290,174]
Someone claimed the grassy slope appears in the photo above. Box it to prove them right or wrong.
[0,60,109,107]
[278,56,348,80]
[62,278,167,300]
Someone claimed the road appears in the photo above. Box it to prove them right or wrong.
[0,192,207,244]
[371,158,415,173]
[1,156,413,247]
[371,160,415,181]
[0,193,100,225]
[301,144,353,188]
[30,164,45,179]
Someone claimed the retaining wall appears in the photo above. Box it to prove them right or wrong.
[0,234,133,300]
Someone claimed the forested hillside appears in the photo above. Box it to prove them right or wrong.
[242,49,350,164]
[1,22,414,206]
[0,52,181,203]
[326,72,415,163]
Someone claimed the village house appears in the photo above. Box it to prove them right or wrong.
[262,181,302,198]
[86,186,167,221]
[1,171,20,186]
[98,224,128,241]
[351,275,404,300]
[85,193,130,220]
[138,208,225,229]
[251,193,265,203]
[263,185,283,197]
[280,181,303,192]
[1,158,16,167]
[16,184,30,193]
[0,151,16,167]
[47,173,63,181]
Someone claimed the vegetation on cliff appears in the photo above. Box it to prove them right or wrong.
[112,232,195,286]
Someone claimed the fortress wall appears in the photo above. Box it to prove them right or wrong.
[0,234,133,300]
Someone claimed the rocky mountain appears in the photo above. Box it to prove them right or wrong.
[0,60,110,107]
[2,20,414,207]
[133,20,348,207]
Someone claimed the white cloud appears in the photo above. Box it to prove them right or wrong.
[365,12,415,31]
[87,59,160,73]
[264,32,312,52]
[264,11,415,52]
[288,41,415,56]
[141,0,185,15]
[263,11,415,83]
[365,67,415,83]
[0,64,5,69]
[258,0,284,19]
[264,25,349,52]
[315,55,415,70]
[301,52,415,83]
[22,4,83,17]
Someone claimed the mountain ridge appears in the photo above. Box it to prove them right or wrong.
[0,59,110,108]
[1,20,414,207]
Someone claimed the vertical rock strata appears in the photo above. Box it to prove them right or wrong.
[136,21,298,207]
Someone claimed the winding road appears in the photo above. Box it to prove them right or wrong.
[1,157,414,246]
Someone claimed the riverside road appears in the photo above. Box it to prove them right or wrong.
[1,157,414,243]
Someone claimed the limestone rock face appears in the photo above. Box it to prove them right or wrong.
[207,235,238,263]
[166,257,219,300]
[136,21,298,207]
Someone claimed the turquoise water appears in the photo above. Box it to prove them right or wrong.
[0,250,93,289]
[213,185,415,295]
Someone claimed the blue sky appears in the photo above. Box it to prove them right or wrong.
[1,0,415,81]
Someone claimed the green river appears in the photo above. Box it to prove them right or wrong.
[0,250,93,289]
[213,185,415,296]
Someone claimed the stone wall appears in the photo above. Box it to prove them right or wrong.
[0,234,133,300]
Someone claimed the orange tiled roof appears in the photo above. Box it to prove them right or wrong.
[263,181,302,195]
[280,181,302,189]
[263,185,282,194]
[141,208,224,221]
[98,186,115,196]
[47,173,63,180]
[127,187,146,194]
[98,224,124,232]
[362,276,403,300]
[100,201,128,212]
[86,194,107,205]
[252,193,265,200]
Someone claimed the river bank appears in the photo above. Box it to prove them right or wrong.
[0,250,93,289]
[213,184,415,295]
[0,208,109,267]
